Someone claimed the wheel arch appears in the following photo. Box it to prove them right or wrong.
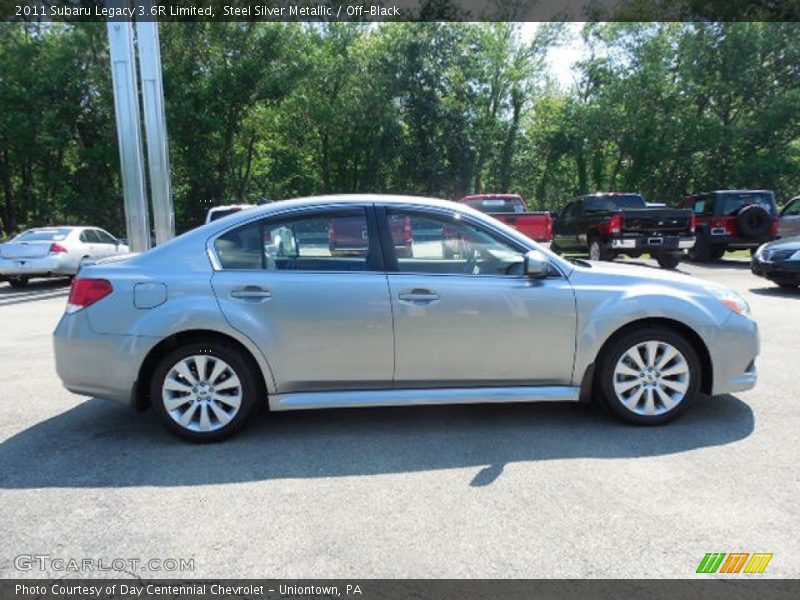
[579,317,713,401]
[133,329,271,412]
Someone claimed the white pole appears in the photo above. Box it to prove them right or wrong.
[137,1,175,245]
[107,1,151,252]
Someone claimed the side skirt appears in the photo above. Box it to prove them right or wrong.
[269,386,581,411]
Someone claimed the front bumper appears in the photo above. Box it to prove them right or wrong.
[611,235,695,251]
[750,257,800,282]
[710,313,759,396]
[0,255,75,277]
[53,309,161,406]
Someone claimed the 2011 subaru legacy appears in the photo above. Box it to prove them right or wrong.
[53,195,759,442]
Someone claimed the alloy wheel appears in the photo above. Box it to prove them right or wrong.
[161,354,243,432]
[611,340,689,416]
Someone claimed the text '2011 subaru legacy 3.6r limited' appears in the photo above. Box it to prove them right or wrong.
[53,196,759,442]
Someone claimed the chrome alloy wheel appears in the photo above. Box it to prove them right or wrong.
[612,341,689,416]
[161,355,242,432]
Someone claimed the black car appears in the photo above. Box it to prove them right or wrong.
[751,237,800,289]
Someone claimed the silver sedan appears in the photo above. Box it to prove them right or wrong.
[53,196,759,442]
[0,226,129,288]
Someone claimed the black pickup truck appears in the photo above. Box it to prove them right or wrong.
[551,193,696,269]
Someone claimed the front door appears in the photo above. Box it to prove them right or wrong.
[380,207,576,387]
[211,205,394,393]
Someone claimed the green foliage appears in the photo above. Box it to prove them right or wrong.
[1,22,800,236]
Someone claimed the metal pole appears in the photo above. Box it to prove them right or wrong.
[107,1,151,252]
[137,1,175,245]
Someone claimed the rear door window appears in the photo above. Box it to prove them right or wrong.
[214,209,378,272]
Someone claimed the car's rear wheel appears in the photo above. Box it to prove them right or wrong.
[151,342,261,442]
[8,276,29,288]
[598,327,700,425]
[776,281,798,289]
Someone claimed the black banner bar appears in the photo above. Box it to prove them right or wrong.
[2,0,800,23]
[2,580,800,600]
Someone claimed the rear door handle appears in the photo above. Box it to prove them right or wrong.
[398,289,439,304]
[231,287,272,301]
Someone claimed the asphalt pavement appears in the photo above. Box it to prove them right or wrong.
[0,258,797,578]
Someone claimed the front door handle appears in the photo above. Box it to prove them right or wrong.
[398,289,439,304]
[231,287,272,301]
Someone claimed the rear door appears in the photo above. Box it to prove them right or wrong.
[210,205,395,393]
[379,206,576,387]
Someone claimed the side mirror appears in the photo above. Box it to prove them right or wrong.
[524,249,549,278]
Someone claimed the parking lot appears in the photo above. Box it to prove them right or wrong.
[0,256,798,578]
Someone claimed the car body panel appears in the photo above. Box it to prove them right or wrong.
[457,194,553,242]
[751,236,800,285]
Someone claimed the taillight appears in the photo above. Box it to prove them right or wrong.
[689,213,696,233]
[770,217,779,237]
[404,216,413,245]
[66,278,113,314]
[49,242,68,254]
[608,214,624,235]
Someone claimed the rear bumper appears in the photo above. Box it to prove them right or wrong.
[751,257,800,282]
[53,309,161,406]
[0,255,76,278]
[706,233,773,249]
[611,235,695,251]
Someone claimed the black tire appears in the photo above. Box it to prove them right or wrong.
[596,326,701,425]
[654,252,681,270]
[688,238,712,262]
[736,205,771,239]
[588,237,613,261]
[776,281,799,290]
[710,247,726,261]
[150,341,262,442]
[8,276,29,288]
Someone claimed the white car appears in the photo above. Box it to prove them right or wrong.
[0,226,129,288]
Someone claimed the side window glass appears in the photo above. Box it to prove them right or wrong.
[95,230,116,244]
[215,209,374,272]
[386,210,525,276]
[783,200,800,216]
[79,231,90,243]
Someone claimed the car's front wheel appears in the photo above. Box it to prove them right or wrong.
[598,327,700,425]
[151,342,261,442]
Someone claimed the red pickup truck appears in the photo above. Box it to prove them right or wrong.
[456,194,552,242]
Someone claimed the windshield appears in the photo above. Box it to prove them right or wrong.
[14,228,71,242]
[464,197,526,214]
[584,194,646,212]
[718,192,775,216]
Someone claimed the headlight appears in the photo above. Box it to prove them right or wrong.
[707,285,751,317]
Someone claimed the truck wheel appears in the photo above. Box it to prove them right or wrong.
[655,252,681,270]
[589,238,613,261]
[597,326,700,425]
[688,239,711,262]
[710,247,726,260]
